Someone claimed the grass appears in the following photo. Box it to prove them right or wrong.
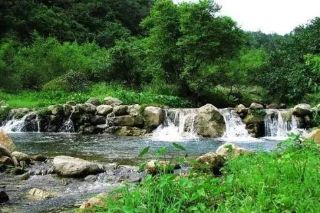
[0,83,192,109]
[87,136,320,212]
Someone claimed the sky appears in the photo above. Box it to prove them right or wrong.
[174,0,319,35]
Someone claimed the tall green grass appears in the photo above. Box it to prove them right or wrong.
[92,136,320,212]
[0,83,192,109]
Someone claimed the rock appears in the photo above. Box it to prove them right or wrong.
[249,102,264,110]
[243,114,265,138]
[293,104,312,117]
[66,101,77,106]
[145,160,176,175]
[53,156,104,177]
[96,105,113,115]
[216,143,249,158]
[109,115,143,127]
[0,156,14,165]
[194,104,226,138]
[9,108,30,119]
[86,97,101,106]
[113,105,129,116]
[11,167,25,175]
[90,115,106,125]
[266,103,280,109]
[80,193,106,209]
[106,126,146,136]
[196,152,225,174]
[80,103,97,114]
[143,106,165,129]
[0,191,9,203]
[0,131,16,153]
[12,151,31,162]
[31,155,47,162]
[48,105,64,115]
[0,145,12,158]
[104,96,122,106]
[27,188,53,200]
[235,104,248,118]
[18,172,30,180]
[306,129,320,144]
[128,104,142,116]
[84,175,98,182]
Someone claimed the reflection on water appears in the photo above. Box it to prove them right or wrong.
[11,133,280,163]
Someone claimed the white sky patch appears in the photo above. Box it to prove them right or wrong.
[174,0,320,35]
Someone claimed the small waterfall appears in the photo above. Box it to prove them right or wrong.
[60,107,75,133]
[0,112,33,133]
[220,108,251,139]
[264,109,305,138]
[35,114,41,133]
[151,109,198,141]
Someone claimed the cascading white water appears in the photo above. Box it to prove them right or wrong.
[60,106,75,133]
[264,109,306,138]
[0,112,33,133]
[219,108,251,139]
[151,109,198,141]
[35,114,41,133]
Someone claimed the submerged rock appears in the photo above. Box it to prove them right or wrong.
[12,151,31,163]
[194,104,226,138]
[53,156,104,177]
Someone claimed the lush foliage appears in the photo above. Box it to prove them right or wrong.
[0,0,320,107]
[91,136,320,212]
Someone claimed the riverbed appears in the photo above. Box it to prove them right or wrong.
[1,133,280,212]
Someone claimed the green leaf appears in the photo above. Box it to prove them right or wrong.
[138,146,150,158]
[173,143,186,151]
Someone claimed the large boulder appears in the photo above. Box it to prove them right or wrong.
[0,131,16,152]
[243,113,265,138]
[216,143,249,158]
[53,156,104,177]
[103,97,122,106]
[9,108,30,119]
[128,104,142,116]
[109,115,143,127]
[293,104,312,117]
[113,105,129,116]
[80,103,97,114]
[194,104,225,138]
[96,105,113,115]
[143,107,165,129]
[196,152,225,174]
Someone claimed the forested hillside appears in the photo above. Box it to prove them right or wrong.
[1,0,319,107]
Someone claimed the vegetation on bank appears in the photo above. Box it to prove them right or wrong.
[86,136,320,212]
[1,0,320,108]
[0,83,192,109]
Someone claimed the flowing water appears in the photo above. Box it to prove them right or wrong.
[219,108,252,140]
[0,107,308,212]
[152,109,198,141]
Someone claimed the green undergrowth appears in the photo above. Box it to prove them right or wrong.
[88,136,320,212]
[0,83,192,109]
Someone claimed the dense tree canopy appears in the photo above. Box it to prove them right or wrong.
[0,0,319,107]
